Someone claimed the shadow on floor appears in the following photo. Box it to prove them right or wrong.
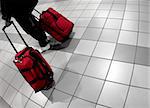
[0,97,11,108]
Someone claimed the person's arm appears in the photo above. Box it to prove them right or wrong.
[1,0,11,22]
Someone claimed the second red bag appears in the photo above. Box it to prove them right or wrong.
[39,8,74,42]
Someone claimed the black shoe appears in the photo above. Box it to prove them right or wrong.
[49,43,65,50]
[39,43,65,53]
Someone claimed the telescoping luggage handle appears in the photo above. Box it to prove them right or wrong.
[2,21,29,53]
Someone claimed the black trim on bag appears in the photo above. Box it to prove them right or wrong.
[29,50,53,79]
[28,77,46,85]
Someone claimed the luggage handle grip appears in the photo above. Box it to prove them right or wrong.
[2,21,29,53]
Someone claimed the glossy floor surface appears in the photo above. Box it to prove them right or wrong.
[0,0,150,108]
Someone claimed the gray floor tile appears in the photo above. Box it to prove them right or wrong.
[88,18,106,28]
[10,72,24,90]
[104,19,122,30]
[0,80,9,97]
[135,46,150,66]
[84,57,111,79]
[11,92,28,108]
[94,10,109,18]
[124,11,139,21]
[113,44,136,63]
[0,97,11,108]
[74,40,97,56]
[0,64,17,84]
[107,61,133,85]
[0,33,18,43]
[19,81,34,98]
[0,33,10,41]
[82,28,102,41]
[66,54,90,74]
[74,76,103,103]
[121,20,139,32]
[140,5,149,13]
[55,71,82,95]
[96,104,108,108]
[131,64,150,89]
[61,39,80,53]
[111,4,125,11]
[30,91,48,107]
[118,30,138,46]
[42,51,56,64]
[52,67,64,84]
[108,10,124,19]
[69,97,96,108]
[98,4,112,10]
[45,90,72,108]
[51,51,72,69]
[138,33,150,48]
[3,85,18,105]
[99,29,119,43]
[85,4,99,10]
[140,12,150,22]
[126,4,138,12]
[80,10,96,18]
[75,4,87,10]
[139,21,150,33]
[0,41,9,51]
[98,81,128,108]
[73,27,87,39]
[0,32,30,45]
[93,42,116,59]
[75,18,92,27]
[125,87,150,108]
[25,99,42,108]
[69,10,84,18]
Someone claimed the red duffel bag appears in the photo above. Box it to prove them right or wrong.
[2,21,54,93]
[14,47,54,92]
[39,8,74,42]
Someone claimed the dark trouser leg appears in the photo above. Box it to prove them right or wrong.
[14,14,48,47]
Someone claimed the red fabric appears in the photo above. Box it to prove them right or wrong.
[14,47,53,92]
[39,8,74,42]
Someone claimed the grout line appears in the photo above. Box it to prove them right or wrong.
[52,64,150,91]
[66,0,111,108]
[94,0,122,107]
[43,0,87,107]
[123,0,141,107]
[55,88,112,108]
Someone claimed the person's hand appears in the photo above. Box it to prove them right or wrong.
[5,20,11,27]
[2,15,11,27]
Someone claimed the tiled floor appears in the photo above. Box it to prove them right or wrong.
[0,0,150,108]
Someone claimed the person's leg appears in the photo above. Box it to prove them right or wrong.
[14,14,65,52]
[14,14,48,47]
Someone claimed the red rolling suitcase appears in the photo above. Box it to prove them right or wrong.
[37,8,74,42]
[2,21,54,93]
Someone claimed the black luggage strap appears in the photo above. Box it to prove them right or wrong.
[30,51,53,77]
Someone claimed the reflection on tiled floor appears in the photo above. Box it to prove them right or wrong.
[0,0,150,108]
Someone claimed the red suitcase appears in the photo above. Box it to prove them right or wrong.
[2,21,54,93]
[38,8,74,42]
